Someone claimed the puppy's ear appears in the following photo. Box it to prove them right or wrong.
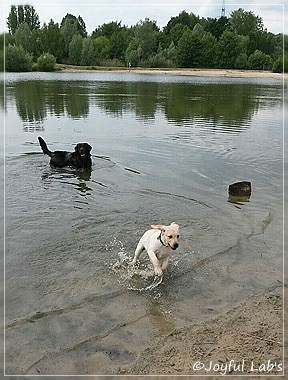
[171,222,179,228]
[86,143,92,152]
[150,224,165,231]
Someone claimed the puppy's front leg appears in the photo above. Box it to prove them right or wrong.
[161,257,169,271]
[131,242,144,265]
[147,249,163,276]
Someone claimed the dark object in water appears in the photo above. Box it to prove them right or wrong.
[38,136,92,168]
[229,181,251,196]
[228,181,252,203]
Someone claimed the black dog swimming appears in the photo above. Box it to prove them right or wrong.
[38,136,92,168]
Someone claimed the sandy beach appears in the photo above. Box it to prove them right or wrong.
[121,287,284,376]
[59,65,285,80]
[127,68,285,80]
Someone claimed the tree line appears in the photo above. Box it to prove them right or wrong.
[1,5,287,72]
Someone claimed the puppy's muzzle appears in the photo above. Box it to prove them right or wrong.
[170,243,179,250]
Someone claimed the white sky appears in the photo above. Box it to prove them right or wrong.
[1,1,286,35]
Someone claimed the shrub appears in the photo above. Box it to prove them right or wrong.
[0,49,4,71]
[272,58,282,73]
[36,52,56,71]
[247,50,272,70]
[5,44,32,72]
[285,52,288,73]
[235,53,248,69]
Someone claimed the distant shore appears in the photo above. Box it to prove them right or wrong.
[58,65,285,80]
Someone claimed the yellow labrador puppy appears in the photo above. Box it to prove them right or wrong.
[131,222,180,276]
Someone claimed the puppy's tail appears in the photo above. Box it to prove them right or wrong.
[38,136,52,157]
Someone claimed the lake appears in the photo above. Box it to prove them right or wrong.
[1,71,284,375]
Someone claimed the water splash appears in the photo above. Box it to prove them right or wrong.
[128,275,163,292]
[108,240,164,292]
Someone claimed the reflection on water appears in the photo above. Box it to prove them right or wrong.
[2,73,283,131]
[2,72,283,375]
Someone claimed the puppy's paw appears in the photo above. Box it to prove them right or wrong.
[154,268,163,277]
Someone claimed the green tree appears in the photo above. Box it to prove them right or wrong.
[166,41,177,63]
[60,14,87,61]
[235,53,248,69]
[15,22,32,52]
[169,23,190,45]
[7,6,18,35]
[7,5,40,34]
[284,35,288,52]
[177,29,203,67]
[36,52,56,71]
[81,38,96,65]
[0,33,4,71]
[92,21,121,38]
[5,44,33,71]
[217,30,248,68]
[125,38,140,66]
[126,18,159,65]
[77,16,87,37]
[229,8,264,36]
[164,11,199,34]
[285,53,288,73]
[23,5,40,30]
[193,23,205,38]
[60,17,79,60]
[109,27,131,61]
[17,5,25,25]
[248,31,281,57]
[200,33,217,68]
[92,21,132,63]
[203,16,229,39]
[40,20,63,61]
[247,50,272,70]
[69,34,83,65]
[13,22,41,59]
[272,58,282,73]
[60,14,87,37]
[93,36,111,63]
[1,32,15,48]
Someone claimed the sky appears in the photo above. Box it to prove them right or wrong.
[1,1,286,35]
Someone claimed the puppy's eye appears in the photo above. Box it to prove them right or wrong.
[168,235,173,239]
[177,235,179,238]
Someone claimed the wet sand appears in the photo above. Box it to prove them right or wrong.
[121,287,284,376]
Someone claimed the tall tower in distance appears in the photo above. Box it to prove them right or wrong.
[221,0,226,17]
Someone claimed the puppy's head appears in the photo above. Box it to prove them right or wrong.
[151,222,180,250]
[75,143,92,158]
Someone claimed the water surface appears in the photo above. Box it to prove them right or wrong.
[2,72,284,375]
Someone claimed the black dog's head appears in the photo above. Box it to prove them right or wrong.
[75,143,92,158]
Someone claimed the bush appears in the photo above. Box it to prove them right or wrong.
[0,49,4,71]
[272,58,282,73]
[5,44,32,72]
[234,53,248,69]
[247,50,272,70]
[36,52,56,71]
[285,53,288,73]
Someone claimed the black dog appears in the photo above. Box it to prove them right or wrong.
[38,137,92,168]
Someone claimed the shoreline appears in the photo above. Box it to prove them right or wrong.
[58,65,285,80]
[122,286,284,376]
